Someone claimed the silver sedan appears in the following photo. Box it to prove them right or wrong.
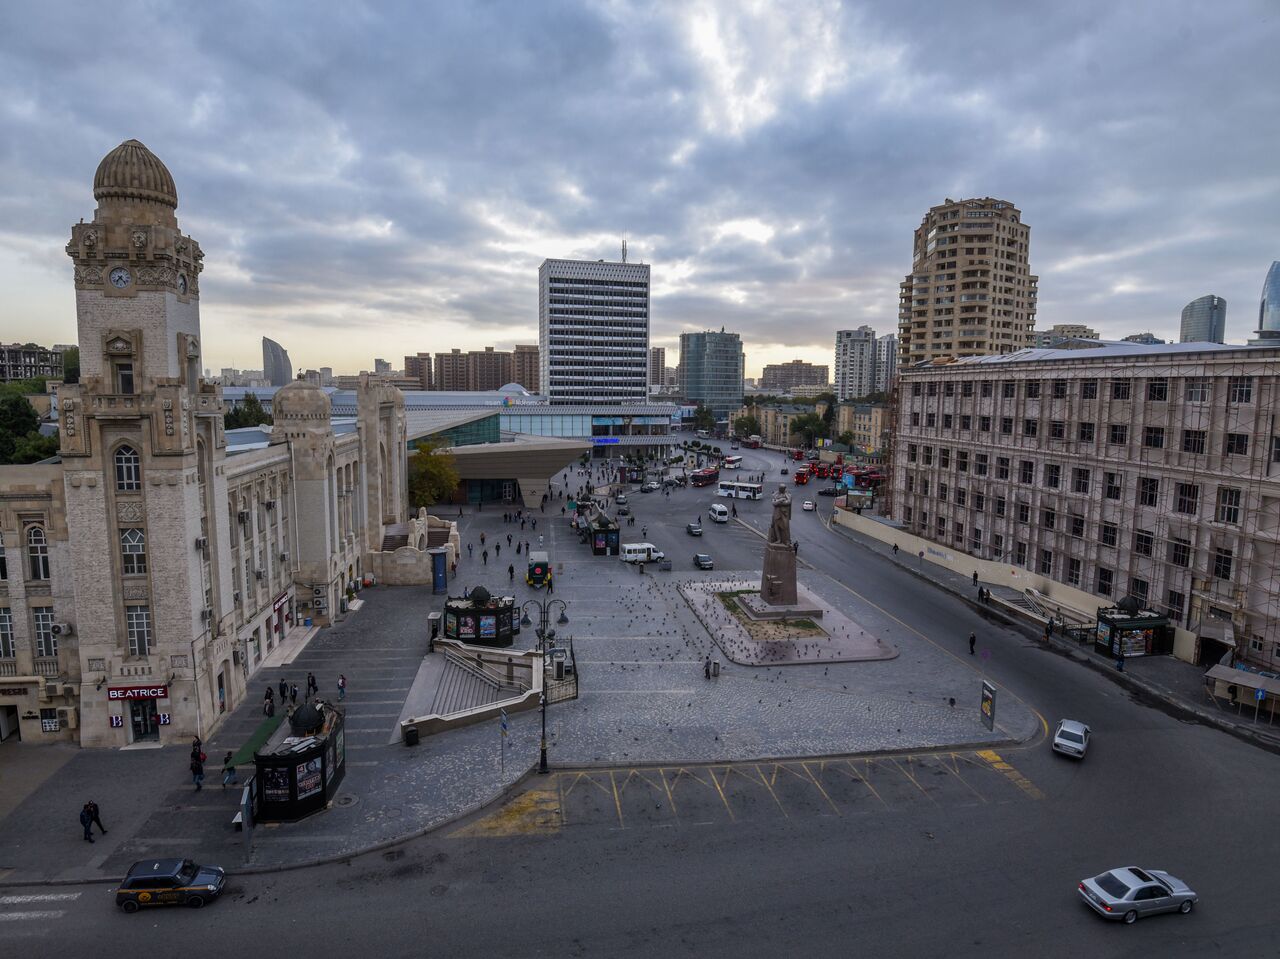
[1078,867,1198,923]
[1052,719,1090,758]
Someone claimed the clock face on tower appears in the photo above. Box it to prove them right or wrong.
[109,267,132,289]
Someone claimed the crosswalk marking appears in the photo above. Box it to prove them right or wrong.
[1,893,80,905]
[0,911,66,921]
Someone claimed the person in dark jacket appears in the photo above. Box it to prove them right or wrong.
[87,800,107,834]
[190,757,205,790]
[79,805,95,842]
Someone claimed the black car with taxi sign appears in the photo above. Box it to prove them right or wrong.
[116,858,226,912]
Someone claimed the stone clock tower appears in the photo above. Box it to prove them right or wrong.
[61,140,238,746]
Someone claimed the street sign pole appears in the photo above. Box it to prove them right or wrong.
[500,708,509,775]
[1256,687,1265,724]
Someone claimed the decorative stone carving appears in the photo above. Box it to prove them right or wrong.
[131,230,148,249]
[83,230,97,247]
[136,265,174,287]
[75,265,104,286]
[116,501,144,523]
[107,336,133,354]
[122,583,149,600]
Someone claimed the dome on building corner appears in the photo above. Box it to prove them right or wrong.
[93,139,178,208]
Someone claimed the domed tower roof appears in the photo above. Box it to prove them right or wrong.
[93,139,178,208]
[272,380,332,423]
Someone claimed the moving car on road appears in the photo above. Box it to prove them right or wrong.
[817,486,841,496]
[693,553,714,570]
[617,505,632,516]
[1052,719,1090,758]
[527,551,552,588]
[615,494,628,505]
[801,500,816,511]
[1078,867,1197,923]
[686,523,703,536]
[641,481,660,492]
[116,858,226,913]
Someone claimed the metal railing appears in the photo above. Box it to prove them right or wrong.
[444,649,528,693]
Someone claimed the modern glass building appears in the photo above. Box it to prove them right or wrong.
[678,330,744,421]
[1179,294,1226,344]
[262,336,292,386]
[1253,261,1280,344]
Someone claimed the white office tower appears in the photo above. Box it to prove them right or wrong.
[539,258,650,404]
[834,327,877,401]
[874,333,898,392]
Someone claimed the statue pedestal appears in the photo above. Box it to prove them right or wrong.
[760,543,799,606]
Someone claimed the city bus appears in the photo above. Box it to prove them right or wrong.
[723,455,743,470]
[716,480,764,500]
[792,467,810,486]
[690,467,720,487]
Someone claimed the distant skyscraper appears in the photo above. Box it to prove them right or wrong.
[262,337,292,386]
[678,330,744,420]
[512,344,540,393]
[1251,262,1280,345]
[649,347,666,387]
[834,327,876,401]
[897,197,1037,366]
[539,257,650,404]
[1179,295,1226,344]
[874,334,898,393]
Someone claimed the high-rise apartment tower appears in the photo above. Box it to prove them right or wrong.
[834,327,877,401]
[1179,295,1226,344]
[897,197,1037,367]
[678,330,744,420]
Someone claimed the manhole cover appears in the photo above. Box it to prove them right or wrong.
[334,795,358,807]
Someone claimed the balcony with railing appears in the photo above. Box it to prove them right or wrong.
[34,657,61,677]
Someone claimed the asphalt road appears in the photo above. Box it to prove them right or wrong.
[4,443,1274,956]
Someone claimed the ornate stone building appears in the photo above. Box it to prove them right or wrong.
[0,140,406,747]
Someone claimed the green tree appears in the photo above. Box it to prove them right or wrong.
[838,430,854,447]
[60,347,80,385]
[692,403,715,433]
[10,432,60,463]
[788,412,828,448]
[733,414,761,437]
[225,393,273,430]
[0,394,42,463]
[407,444,459,510]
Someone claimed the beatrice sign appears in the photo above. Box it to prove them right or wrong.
[107,685,169,700]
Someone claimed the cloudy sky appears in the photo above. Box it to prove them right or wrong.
[1,0,1277,377]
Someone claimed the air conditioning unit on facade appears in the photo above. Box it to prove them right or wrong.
[58,707,78,729]
[195,536,208,552]
[42,681,58,700]
[265,500,276,511]
[254,568,264,580]
[238,510,250,523]
[312,586,326,599]
[51,622,74,636]
[280,551,290,564]
[313,598,328,611]
[200,608,213,622]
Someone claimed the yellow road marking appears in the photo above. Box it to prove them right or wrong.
[975,749,1045,801]
[844,759,889,807]
[659,768,679,817]
[933,752,989,803]
[608,770,625,828]
[708,766,737,821]
[451,787,561,837]
[889,756,938,804]
[799,761,842,815]
[752,763,790,817]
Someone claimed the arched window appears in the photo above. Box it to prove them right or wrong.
[114,445,141,491]
[27,527,49,581]
[120,528,147,575]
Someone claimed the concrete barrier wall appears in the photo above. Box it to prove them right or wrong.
[831,506,1198,663]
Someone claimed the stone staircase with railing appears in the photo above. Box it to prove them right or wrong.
[430,651,526,716]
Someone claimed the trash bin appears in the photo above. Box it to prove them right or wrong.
[711,661,721,677]
[554,659,565,681]
[404,726,420,747]
[304,617,313,628]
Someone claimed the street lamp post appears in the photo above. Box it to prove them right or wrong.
[520,598,568,774]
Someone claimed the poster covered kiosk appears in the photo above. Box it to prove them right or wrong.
[253,701,346,821]
[1093,597,1174,659]
[443,587,518,648]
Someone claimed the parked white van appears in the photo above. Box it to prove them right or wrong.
[708,504,730,523]
[620,543,665,563]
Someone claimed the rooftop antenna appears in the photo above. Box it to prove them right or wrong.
[621,235,627,263]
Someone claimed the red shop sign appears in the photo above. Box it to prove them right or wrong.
[106,685,169,701]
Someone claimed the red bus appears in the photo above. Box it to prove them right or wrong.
[742,436,762,449]
[690,467,720,487]
[791,449,804,461]
[814,463,830,479]
[792,468,810,486]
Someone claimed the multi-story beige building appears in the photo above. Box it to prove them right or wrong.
[0,140,406,747]
[404,352,433,390]
[512,344,540,393]
[0,343,64,383]
[892,342,1280,669]
[836,403,888,454]
[738,404,814,447]
[898,197,1037,367]
[1030,324,1099,347]
[431,347,522,392]
[760,361,829,394]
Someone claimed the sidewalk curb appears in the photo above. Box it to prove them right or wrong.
[0,761,541,889]
[827,517,1280,757]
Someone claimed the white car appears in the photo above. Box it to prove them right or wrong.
[1052,719,1090,758]
[801,500,816,511]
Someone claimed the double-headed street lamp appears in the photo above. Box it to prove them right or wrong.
[520,598,569,774]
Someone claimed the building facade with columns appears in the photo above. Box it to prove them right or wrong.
[0,140,406,748]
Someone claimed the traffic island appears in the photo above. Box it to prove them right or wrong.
[679,579,898,666]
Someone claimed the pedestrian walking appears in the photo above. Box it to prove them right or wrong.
[969,632,976,655]
[548,577,554,594]
[290,683,298,705]
[521,518,526,530]
[482,549,489,565]
[892,543,899,555]
[704,658,711,680]
[1116,650,1125,672]
[972,570,979,586]
[495,543,501,558]
[190,757,205,790]
[307,672,318,699]
[793,542,799,556]
[191,736,203,762]
[264,688,274,716]
[516,542,522,555]
[538,534,544,548]
[480,532,486,546]
[222,752,238,789]
[531,518,537,531]
[80,804,95,843]
[87,800,107,834]
[467,543,473,557]
[338,674,347,700]
[507,534,513,546]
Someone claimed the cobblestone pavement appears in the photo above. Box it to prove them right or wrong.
[0,474,1042,883]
